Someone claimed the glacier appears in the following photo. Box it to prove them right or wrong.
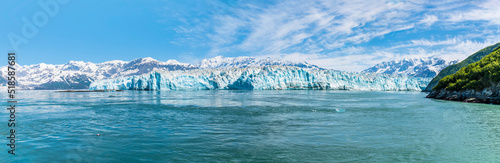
[0,56,321,90]
[89,66,431,91]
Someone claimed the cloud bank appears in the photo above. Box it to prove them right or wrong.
[169,0,500,71]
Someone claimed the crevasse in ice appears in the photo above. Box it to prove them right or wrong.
[89,66,431,91]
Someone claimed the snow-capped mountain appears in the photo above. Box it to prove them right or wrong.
[0,57,197,89]
[90,66,431,91]
[196,56,322,69]
[362,56,458,78]
[0,56,325,90]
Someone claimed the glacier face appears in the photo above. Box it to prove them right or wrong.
[0,56,324,90]
[89,66,431,91]
[0,57,197,90]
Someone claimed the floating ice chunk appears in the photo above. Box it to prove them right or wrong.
[334,109,345,113]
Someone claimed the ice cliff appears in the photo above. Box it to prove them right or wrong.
[89,66,431,91]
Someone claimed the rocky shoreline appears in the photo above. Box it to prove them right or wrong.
[426,85,500,104]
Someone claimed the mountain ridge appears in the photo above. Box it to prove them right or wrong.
[0,57,198,90]
[427,47,500,104]
[362,56,457,78]
[423,42,500,92]
[196,56,322,69]
[0,56,322,90]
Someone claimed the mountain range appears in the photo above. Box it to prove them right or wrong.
[1,54,462,90]
[196,56,322,69]
[423,42,500,91]
[427,43,500,104]
[0,56,320,90]
[0,57,197,90]
[362,56,458,78]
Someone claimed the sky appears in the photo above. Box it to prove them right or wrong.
[1,0,500,71]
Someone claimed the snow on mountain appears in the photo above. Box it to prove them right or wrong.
[89,66,431,91]
[362,56,458,78]
[0,56,324,90]
[0,58,197,90]
[196,56,322,69]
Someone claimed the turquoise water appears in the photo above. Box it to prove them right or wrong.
[1,90,500,162]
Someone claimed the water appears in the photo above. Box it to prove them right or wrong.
[1,90,500,162]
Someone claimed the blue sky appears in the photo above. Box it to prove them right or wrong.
[1,0,500,71]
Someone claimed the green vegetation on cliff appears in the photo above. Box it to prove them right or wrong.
[424,42,500,91]
[433,47,500,91]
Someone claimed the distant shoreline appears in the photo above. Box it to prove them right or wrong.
[426,87,500,105]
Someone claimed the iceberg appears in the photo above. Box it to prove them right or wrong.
[89,66,431,91]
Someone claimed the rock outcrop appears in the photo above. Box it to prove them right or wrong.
[426,85,500,104]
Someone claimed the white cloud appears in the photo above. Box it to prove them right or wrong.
[411,38,458,46]
[259,52,396,72]
[420,15,438,26]
[169,0,500,71]
[175,0,424,55]
[448,0,500,25]
[279,38,499,71]
[440,39,499,61]
[377,39,500,66]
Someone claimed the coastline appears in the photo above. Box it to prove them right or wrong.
[426,85,500,104]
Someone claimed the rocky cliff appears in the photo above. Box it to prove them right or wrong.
[426,85,500,104]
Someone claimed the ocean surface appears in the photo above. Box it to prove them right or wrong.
[1,90,500,162]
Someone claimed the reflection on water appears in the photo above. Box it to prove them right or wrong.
[1,90,499,162]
